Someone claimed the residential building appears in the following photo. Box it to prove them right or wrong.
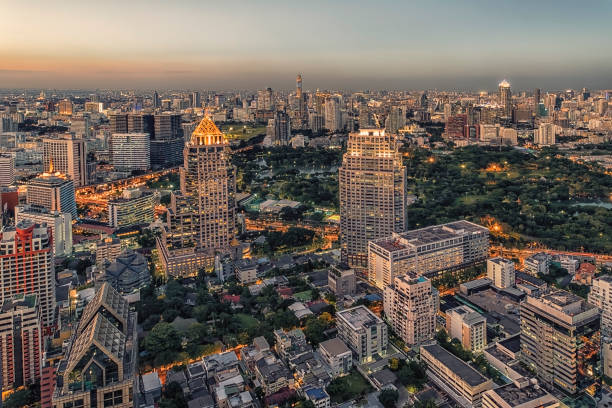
[324,98,341,132]
[0,153,15,187]
[304,387,330,408]
[420,344,493,408]
[107,189,155,228]
[482,381,561,408]
[0,294,43,391]
[43,135,87,187]
[520,289,600,393]
[368,220,489,289]
[328,264,356,297]
[318,338,353,378]
[336,305,387,363]
[534,123,556,146]
[96,237,122,267]
[602,338,612,380]
[588,276,612,334]
[234,259,257,285]
[265,110,291,145]
[157,117,236,278]
[383,273,436,347]
[487,257,515,289]
[110,133,150,172]
[52,283,138,408]
[253,357,293,396]
[26,172,77,219]
[524,253,551,276]
[0,220,55,330]
[15,204,72,256]
[446,305,487,352]
[103,250,150,294]
[339,128,407,269]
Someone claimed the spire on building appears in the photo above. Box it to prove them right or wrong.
[190,116,226,146]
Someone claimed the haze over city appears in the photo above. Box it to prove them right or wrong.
[2,0,612,90]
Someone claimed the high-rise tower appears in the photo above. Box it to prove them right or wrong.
[498,79,512,118]
[158,117,236,278]
[339,128,407,269]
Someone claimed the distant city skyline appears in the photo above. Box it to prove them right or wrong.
[2,0,611,90]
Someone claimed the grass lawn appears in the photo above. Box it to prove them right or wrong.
[327,370,373,403]
[219,123,266,141]
[235,313,259,330]
[170,317,198,332]
[293,290,313,302]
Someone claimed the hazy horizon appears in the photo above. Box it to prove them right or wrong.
[2,0,611,91]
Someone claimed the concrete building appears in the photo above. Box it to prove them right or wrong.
[15,204,72,256]
[103,250,150,294]
[588,275,612,334]
[265,110,291,146]
[304,387,330,408]
[336,305,387,363]
[602,338,612,381]
[96,237,122,267]
[499,79,512,119]
[368,220,489,289]
[328,264,356,297]
[487,257,515,289]
[234,259,258,285]
[0,153,15,187]
[52,283,138,408]
[524,253,551,276]
[318,338,353,378]
[520,289,600,393]
[446,305,487,352]
[534,123,556,146]
[339,128,407,269]
[26,172,77,219]
[110,133,151,172]
[0,220,55,330]
[0,294,43,391]
[43,135,87,187]
[482,381,561,408]
[324,98,342,132]
[157,117,236,278]
[107,189,155,228]
[421,343,493,408]
[383,273,436,347]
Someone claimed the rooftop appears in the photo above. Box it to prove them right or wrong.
[319,338,351,356]
[421,344,489,387]
[488,382,557,407]
[0,294,37,313]
[372,220,488,252]
[337,305,382,330]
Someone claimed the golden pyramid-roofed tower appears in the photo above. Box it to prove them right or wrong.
[190,116,227,146]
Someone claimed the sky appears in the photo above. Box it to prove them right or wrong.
[1,0,611,91]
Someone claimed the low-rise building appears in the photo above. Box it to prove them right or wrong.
[336,305,387,363]
[328,263,356,297]
[318,338,353,378]
[234,259,258,285]
[446,305,487,352]
[420,343,493,408]
[482,380,561,408]
[304,387,331,408]
[103,250,150,294]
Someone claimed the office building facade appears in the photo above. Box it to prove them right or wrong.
[368,220,489,289]
[26,173,77,219]
[43,135,87,187]
[487,257,515,289]
[446,305,487,352]
[339,128,407,269]
[0,153,15,187]
[110,133,151,172]
[107,189,155,228]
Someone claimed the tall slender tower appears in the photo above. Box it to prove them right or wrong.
[498,79,512,118]
[159,117,236,277]
[339,128,407,269]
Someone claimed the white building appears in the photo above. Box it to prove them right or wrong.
[487,258,515,289]
[318,338,353,378]
[16,204,72,256]
[588,276,612,334]
[336,305,387,363]
[446,305,487,352]
[383,273,436,347]
[43,135,88,187]
[0,153,15,187]
[534,123,556,146]
[524,253,551,276]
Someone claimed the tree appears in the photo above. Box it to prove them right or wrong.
[144,322,181,355]
[378,389,399,408]
[4,389,33,408]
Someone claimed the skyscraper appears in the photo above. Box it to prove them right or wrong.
[158,117,236,277]
[110,133,151,172]
[151,113,184,167]
[153,90,161,108]
[109,113,128,134]
[498,79,512,118]
[43,135,87,187]
[266,110,291,145]
[0,153,15,187]
[339,128,407,268]
[15,204,72,256]
[383,273,436,347]
[191,91,201,108]
[0,294,43,392]
[58,99,73,116]
[534,123,556,146]
[324,97,342,132]
[0,220,55,330]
